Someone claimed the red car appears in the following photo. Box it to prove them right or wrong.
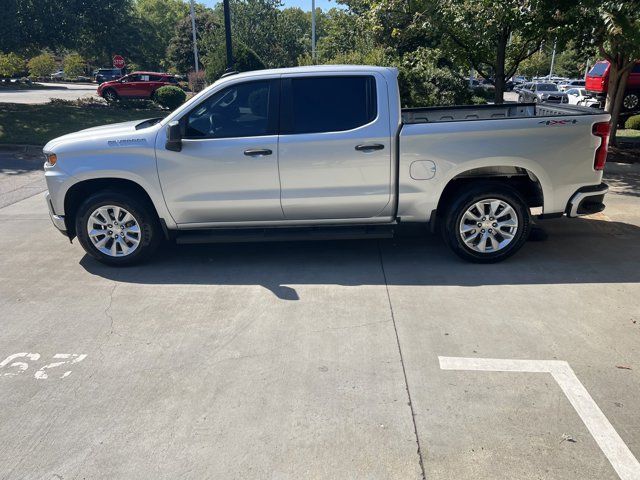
[586,60,640,111]
[97,71,179,102]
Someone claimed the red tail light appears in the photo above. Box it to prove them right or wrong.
[592,121,610,170]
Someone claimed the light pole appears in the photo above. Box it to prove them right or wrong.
[548,37,557,79]
[189,0,200,73]
[311,0,316,62]
[223,0,234,71]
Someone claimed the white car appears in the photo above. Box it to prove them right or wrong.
[50,70,65,80]
[559,80,586,92]
[42,65,611,265]
[566,88,601,108]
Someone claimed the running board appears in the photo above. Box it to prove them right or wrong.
[175,225,395,245]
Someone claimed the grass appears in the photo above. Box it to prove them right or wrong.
[0,102,168,145]
[617,129,640,140]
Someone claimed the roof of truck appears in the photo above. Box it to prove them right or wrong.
[225,65,398,80]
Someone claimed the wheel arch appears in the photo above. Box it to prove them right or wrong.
[63,178,163,240]
[434,165,546,225]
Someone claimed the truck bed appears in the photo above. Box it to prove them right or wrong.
[401,103,604,124]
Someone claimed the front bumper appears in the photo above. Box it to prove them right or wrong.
[45,192,68,236]
[566,183,609,217]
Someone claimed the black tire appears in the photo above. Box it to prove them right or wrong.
[75,191,161,266]
[441,182,531,263]
[103,88,118,102]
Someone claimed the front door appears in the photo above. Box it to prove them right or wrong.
[156,79,283,225]
[277,74,393,220]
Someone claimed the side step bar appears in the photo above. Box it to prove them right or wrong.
[175,225,395,245]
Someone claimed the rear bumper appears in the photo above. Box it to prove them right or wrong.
[45,192,68,236]
[566,183,609,217]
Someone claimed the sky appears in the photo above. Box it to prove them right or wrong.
[203,0,342,12]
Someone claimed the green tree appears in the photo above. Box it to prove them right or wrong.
[135,0,189,70]
[27,52,56,78]
[63,53,85,78]
[577,1,640,144]
[204,42,265,81]
[0,53,26,78]
[433,0,574,103]
[166,6,219,73]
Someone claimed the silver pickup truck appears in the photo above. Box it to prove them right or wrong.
[43,65,610,265]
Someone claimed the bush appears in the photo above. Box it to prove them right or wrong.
[625,115,640,130]
[28,52,56,78]
[63,53,85,79]
[187,70,206,93]
[153,85,187,110]
[0,53,25,78]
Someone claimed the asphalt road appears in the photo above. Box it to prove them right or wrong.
[0,82,98,104]
[0,162,639,479]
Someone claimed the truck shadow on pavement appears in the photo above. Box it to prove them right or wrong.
[79,217,640,300]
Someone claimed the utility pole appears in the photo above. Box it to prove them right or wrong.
[548,37,557,79]
[311,0,316,62]
[189,0,199,73]
[223,0,234,71]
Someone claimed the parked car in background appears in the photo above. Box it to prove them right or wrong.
[50,70,65,80]
[565,88,590,105]
[95,68,123,84]
[586,60,640,111]
[518,83,568,104]
[559,79,586,92]
[97,71,179,102]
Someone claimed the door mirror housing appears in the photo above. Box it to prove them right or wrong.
[166,121,182,152]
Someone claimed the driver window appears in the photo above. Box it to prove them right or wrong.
[185,80,272,139]
[122,74,140,83]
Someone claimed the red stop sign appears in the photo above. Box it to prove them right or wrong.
[113,55,125,69]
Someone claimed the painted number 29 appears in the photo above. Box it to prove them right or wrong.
[0,353,87,379]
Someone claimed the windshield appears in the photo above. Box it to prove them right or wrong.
[588,62,609,77]
[537,83,558,91]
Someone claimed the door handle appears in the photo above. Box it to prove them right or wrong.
[244,148,273,157]
[355,143,385,152]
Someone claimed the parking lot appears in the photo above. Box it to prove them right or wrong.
[0,82,98,104]
[0,160,639,479]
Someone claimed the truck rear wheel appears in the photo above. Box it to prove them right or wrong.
[442,183,531,263]
[75,191,161,266]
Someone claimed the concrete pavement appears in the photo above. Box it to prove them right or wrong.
[0,82,98,104]
[0,165,638,479]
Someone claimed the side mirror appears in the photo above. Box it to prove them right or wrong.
[166,121,182,152]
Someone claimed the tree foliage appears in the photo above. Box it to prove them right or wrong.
[63,53,85,78]
[27,52,56,78]
[0,53,26,78]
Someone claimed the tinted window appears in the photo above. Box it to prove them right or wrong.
[536,83,558,91]
[588,62,609,77]
[185,80,273,139]
[566,89,577,95]
[283,76,377,134]
[633,63,640,73]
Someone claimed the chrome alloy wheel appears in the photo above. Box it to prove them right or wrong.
[623,93,639,110]
[87,205,141,257]
[458,199,519,253]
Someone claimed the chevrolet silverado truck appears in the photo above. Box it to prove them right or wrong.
[43,65,610,265]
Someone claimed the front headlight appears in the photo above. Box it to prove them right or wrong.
[44,152,57,166]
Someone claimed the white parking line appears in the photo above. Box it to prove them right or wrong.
[439,356,640,480]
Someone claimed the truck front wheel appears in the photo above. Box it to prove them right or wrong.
[75,191,161,265]
[442,183,531,263]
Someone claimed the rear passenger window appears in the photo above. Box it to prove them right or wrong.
[282,76,377,134]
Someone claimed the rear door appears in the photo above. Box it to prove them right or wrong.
[277,74,392,220]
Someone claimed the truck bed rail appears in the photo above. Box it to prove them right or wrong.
[402,103,605,124]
